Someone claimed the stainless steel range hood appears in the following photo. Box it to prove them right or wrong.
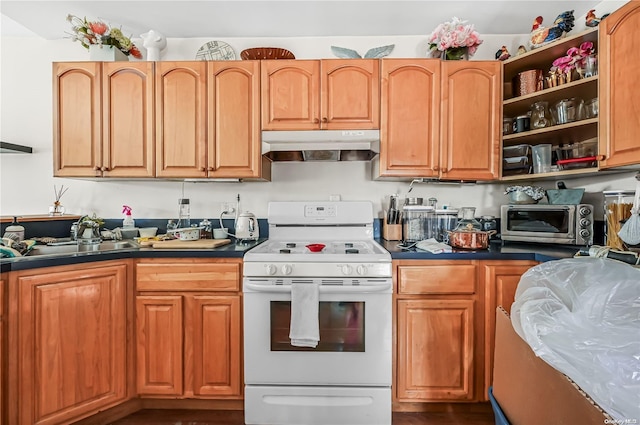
[0,141,33,154]
[262,130,380,161]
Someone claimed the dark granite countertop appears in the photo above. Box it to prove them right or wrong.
[379,239,582,262]
[1,238,267,272]
[1,238,584,273]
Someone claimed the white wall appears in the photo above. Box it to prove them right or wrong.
[1,14,637,221]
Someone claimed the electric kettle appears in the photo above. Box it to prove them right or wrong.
[235,211,259,241]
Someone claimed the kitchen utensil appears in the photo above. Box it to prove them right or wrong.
[532,144,552,174]
[306,243,326,252]
[617,173,640,246]
[530,101,553,129]
[447,224,496,250]
[546,181,585,205]
[151,239,231,249]
[235,211,260,240]
[173,227,201,241]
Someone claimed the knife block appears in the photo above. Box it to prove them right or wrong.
[383,216,402,241]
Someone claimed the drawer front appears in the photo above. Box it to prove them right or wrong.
[398,262,476,294]
[136,260,240,292]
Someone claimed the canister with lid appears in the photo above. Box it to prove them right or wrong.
[402,205,434,243]
[434,208,459,243]
[603,190,636,249]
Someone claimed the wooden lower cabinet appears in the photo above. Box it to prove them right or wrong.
[135,259,242,399]
[394,259,537,406]
[394,260,481,403]
[9,261,131,425]
[480,260,537,401]
[1,273,6,425]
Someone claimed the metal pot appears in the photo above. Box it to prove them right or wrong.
[447,224,497,250]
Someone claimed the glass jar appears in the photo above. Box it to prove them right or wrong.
[604,190,636,249]
[480,215,497,232]
[402,205,434,243]
[530,101,553,129]
[435,208,458,243]
[456,207,482,231]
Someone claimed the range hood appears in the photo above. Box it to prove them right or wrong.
[262,130,380,161]
[0,141,33,154]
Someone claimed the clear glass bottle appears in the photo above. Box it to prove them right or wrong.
[530,101,552,129]
[178,198,190,228]
[456,207,482,231]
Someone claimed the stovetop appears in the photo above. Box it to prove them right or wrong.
[247,240,383,256]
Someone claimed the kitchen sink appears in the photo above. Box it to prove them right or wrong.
[26,240,139,257]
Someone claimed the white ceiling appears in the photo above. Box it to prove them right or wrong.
[1,1,601,40]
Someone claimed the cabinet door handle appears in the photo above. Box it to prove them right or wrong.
[441,168,448,173]
[322,117,328,123]
[200,167,206,171]
[93,166,100,171]
[207,167,214,171]
[433,166,439,171]
[101,166,109,172]
[313,118,319,124]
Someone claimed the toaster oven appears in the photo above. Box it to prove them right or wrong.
[500,204,594,246]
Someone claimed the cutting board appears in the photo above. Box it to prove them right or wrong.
[150,239,231,249]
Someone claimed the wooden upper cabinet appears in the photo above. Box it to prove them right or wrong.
[322,59,379,129]
[207,61,262,178]
[102,62,155,177]
[261,59,379,130]
[441,61,501,181]
[53,62,102,177]
[155,61,207,178]
[53,62,155,178]
[379,59,440,178]
[599,1,640,169]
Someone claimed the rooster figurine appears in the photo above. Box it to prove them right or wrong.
[586,9,610,27]
[529,10,576,48]
[495,46,511,61]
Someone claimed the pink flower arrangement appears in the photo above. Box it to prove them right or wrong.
[66,14,142,59]
[552,41,595,73]
[428,17,483,59]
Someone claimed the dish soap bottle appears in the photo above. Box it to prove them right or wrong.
[122,205,135,228]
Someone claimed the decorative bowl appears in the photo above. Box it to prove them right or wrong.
[240,47,295,60]
[306,243,326,252]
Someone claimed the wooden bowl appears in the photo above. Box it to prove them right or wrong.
[240,47,295,60]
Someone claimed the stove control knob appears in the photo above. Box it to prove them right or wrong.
[281,264,293,275]
[265,264,277,275]
[341,265,353,275]
[356,265,367,275]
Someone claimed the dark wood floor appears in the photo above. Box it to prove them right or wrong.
[109,408,496,425]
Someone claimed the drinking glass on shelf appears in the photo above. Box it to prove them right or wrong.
[530,101,553,129]
[584,54,598,78]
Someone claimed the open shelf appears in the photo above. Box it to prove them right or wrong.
[503,118,598,147]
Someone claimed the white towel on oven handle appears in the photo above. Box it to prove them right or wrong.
[289,282,320,348]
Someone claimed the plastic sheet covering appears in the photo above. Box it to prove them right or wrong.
[511,258,640,422]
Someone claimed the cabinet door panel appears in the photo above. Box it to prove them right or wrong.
[261,60,320,130]
[102,62,155,177]
[599,1,640,168]
[441,61,500,181]
[397,299,474,401]
[322,59,379,129]
[379,59,440,177]
[17,264,127,425]
[156,62,207,177]
[136,295,183,396]
[208,61,261,178]
[188,295,241,397]
[481,261,536,401]
[53,62,102,177]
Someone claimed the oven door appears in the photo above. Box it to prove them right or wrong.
[243,278,392,387]
[501,204,577,244]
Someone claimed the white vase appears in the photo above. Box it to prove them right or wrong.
[89,44,129,62]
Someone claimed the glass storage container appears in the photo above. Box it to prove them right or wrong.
[604,190,636,250]
[402,205,435,243]
[530,101,553,129]
[434,208,459,243]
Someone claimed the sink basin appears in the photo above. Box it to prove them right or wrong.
[26,240,139,257]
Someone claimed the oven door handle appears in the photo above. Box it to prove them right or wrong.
[243,281,392,293]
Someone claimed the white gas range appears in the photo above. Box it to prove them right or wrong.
[243,201,392,425]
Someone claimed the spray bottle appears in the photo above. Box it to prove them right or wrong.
[122,205,135,228]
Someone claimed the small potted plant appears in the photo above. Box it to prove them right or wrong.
[427,17,483,60]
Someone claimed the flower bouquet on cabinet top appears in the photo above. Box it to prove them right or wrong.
[427,17,483,60]
[66,14,142,59]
